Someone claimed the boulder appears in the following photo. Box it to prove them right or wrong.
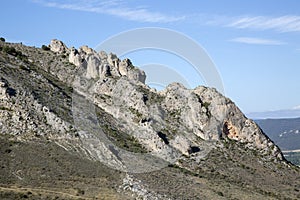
[49,39,68,54]
[79,45,96,57]
[122,63,146,83]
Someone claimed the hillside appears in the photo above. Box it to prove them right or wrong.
[0,39,299,199]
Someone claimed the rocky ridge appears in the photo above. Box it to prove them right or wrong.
[53,39,282,161]
[0,39,299,199]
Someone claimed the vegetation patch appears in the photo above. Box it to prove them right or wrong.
[41,45,50,51]
[1,45,27,62]
[96,107,147,153]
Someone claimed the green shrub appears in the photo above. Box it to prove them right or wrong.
[217,191,224,196]
[2,45,27,61]
[202,102,211,117]
[41,45,50,51]
[0,37,5,42]
[3,46,17,55]
[203,102,211,110]
[19,65,30,72]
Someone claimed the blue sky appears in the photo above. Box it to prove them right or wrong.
[1,0,300,114]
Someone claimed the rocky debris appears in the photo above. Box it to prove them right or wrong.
[0,92,46,136]
[0,81,73,137]
[49,39,68,54]
[42,106,73,134]
[119,174,170,200]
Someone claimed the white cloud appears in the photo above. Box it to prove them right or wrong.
[227,15,300,32]
[230,37,286,45]
[293,105,300,110]
[32,0,185,23]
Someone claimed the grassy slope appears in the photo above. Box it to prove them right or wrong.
[0,135,132,200]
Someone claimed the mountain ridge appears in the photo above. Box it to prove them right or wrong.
[0,38,299,199]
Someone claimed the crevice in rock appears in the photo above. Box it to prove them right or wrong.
[157,131,169,145]
[188,146,200,154]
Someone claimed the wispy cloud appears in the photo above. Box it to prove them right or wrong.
[230,37,286,45]
[32,0,185,23]
[31,1,300,33]
[227,15,300,32]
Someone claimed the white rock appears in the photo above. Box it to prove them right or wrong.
[79,45,96,55]
[86,54,101,79]
[49,39,68,54]
[68,47,82,67]
[0,80,7,99]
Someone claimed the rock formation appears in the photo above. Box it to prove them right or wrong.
[49,39,68,54]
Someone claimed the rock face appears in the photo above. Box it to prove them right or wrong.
[85,77,282,160]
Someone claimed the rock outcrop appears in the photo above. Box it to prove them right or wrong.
[49,39,68,54]
[63,40,146,83]
[68,47,82,67]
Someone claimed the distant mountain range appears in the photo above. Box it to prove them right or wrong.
[256,117,300,151]
[247,108,300,119]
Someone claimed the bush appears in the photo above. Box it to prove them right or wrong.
[2,46,17,55]
[2,45,27,61]
[217,191,224,196]
[41,45,50,51]
[0,37,5,42]
[202,102,211,110]
[19,65,30,72]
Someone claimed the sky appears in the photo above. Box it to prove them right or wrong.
[1,0,300,115]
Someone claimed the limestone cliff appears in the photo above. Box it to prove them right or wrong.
[62,39,282,161]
